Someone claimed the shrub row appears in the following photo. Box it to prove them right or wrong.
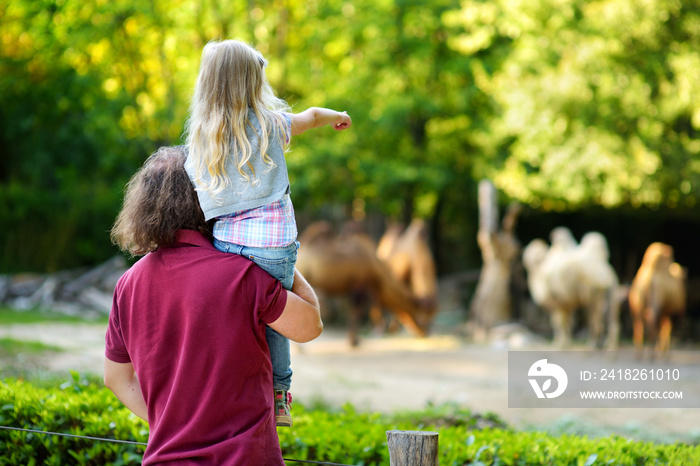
[1,376,698,465]
[0,374,145,465]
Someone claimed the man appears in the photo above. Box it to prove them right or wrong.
[104,146,322,465]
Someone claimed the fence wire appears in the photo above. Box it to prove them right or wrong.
[0,425,358,466]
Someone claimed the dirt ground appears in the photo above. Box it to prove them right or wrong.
[1,321,699,444]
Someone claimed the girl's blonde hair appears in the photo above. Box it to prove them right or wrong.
[185,39,290,196]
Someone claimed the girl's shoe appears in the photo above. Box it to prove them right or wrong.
[274,390,292,427]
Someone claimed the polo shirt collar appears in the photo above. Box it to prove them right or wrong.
[169,230,215,250]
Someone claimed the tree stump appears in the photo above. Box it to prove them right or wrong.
[386,430,439,466]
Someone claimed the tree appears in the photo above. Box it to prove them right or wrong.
[2,0,699,275]
[445,0,700,211]
[469,180,521,336]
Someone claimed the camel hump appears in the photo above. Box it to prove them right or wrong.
[299,221,334,243]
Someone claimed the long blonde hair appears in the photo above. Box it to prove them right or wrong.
[185,39,290,197]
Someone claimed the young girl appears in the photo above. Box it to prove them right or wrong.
[184,39,351,427]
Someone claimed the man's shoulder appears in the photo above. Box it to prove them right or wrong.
[187,246,265,278]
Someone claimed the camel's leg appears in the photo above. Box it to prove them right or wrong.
[586,295,605,349]
[348,301,361,347]
[348,291,372,347]
[605,288,620,351]
[369,304,387,335]
[644,307,659,351]
[551,309,572,348]
[386,315,401,334]
[632,315,645,350]
[656,315,673,353]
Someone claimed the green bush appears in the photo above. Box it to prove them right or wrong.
[0,374,146,465]
[279,404,700,466]
[1,376,698,465]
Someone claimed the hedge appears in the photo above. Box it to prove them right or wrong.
[0,375,698,465]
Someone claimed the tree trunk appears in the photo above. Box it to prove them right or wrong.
[469,180,521,339]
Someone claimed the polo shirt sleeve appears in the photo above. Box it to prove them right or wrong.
[249,266,287,326]
[105,288,131,364]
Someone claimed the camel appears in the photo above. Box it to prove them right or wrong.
[372,219,439,333]
[628,242,686,354]
[296,221,434,346]
[522,228,620,349]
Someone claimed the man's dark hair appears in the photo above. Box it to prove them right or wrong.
[111,146,211,256]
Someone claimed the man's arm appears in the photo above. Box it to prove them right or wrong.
[268,269,323,343]
[289,108,352,136]
[104,359,148,421]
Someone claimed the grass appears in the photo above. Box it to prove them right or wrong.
[0,307,71,358]
[0,337,62,354]
[0,306,107,325]
[0,336,66,383]
[0,306,104,382]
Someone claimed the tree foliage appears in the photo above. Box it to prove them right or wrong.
[1,0,699,272]
[447,0,700,210]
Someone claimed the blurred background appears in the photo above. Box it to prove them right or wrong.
[1,0,699,341]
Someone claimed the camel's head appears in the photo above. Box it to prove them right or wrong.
[522,239,549,272]
[392,294,439,339]
[415,295,440,335]
[579,232,611,262]
[550,227,577,251]
[642,242,674,270]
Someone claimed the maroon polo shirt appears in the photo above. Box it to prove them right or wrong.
[105,230,287,465]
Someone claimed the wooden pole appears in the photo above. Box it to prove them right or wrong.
[386,430,439,466]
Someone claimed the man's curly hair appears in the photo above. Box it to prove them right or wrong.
[111,146,211,256]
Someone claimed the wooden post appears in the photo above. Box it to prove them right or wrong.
[386,430,438,466]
